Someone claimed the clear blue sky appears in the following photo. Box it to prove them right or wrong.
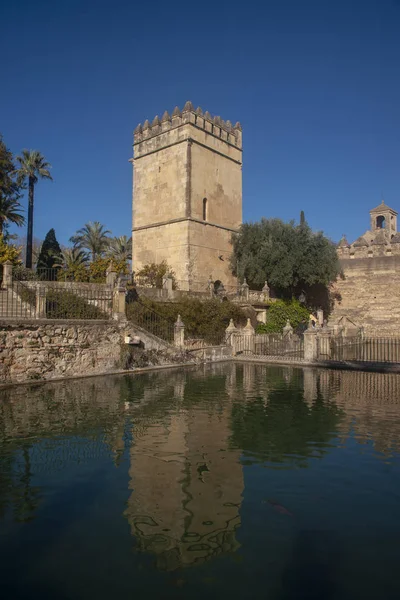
[2,0,399,246]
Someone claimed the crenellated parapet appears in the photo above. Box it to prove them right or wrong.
[337,231,400,259]
[133,101,242,149]
[337,201,400,260]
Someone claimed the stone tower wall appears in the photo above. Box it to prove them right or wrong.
[132,103,242,288]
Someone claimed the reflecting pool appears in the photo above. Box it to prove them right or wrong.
[1,364,400,599]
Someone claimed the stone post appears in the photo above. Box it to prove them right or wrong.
[174,314,185,348]
[304,320,318,362]
[162,275,173,299]
[35,285,47,319]
[262,280,270,301]
[106,263,117,287]
[242,317,255,354]
[317,328,332,359]
[317,309,324,327]
[282,319,293,339]
[3,260,13,290]
[225,318,238,346]
[241,278,249,301]
[113,278,126,320]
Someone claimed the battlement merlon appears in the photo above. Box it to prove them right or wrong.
[132,101,243,151]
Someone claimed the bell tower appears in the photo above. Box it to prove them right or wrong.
[131,101,243,289]
[370,200,398,239]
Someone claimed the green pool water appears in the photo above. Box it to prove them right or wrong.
[1,363,400,599]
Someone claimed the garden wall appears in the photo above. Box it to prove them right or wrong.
[0,320,124,383]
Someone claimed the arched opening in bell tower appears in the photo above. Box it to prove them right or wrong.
[376,215,386,229]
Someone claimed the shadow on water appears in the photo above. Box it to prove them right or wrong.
[280,529,340,600]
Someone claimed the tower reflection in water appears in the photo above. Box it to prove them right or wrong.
[124,366,243,571]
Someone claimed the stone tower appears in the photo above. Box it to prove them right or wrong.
[369,199,398,240]
[131,101,242,289]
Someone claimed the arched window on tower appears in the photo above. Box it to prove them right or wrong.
[203,198,207,221]
[376,215,386,229]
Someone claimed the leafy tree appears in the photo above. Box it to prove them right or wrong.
[36,228,62,274]
[0,136,25,235]
[70,221,111,261]
[14,150,52,269]
[0,234,22,265]
[231,218,341,310]
[136,261,178,289]
[89,256,129,283]
[256,299,310,334]
[106,235,132,262]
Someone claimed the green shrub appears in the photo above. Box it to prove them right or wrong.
[256,299,309,334]
[46,290,105,319]
[127,296,246,345]
[15,285,36,307]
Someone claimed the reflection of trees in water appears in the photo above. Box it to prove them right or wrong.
[0,444,41,522]
[0,376,134,521]
[318,369,400,457]
[230,366,344,466]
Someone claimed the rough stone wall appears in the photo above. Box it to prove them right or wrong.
[132,105,242,288]
[330,256,400,333]
[0,319,183,384]
[0,320,123,383]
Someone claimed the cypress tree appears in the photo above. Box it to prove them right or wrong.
[36,228,62,275]
[300,210,305,226]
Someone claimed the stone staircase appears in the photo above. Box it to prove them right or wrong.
[0,288,35,318]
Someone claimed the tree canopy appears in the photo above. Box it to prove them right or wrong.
[36,228,62,272]
[231,218,341,308]
[14,149,52,268]
[70,221,111,261]
[0,135,25,235]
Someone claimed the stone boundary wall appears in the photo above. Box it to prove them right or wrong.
[0,319,184,384]
[0,320,124,383]
[330,255,400,333]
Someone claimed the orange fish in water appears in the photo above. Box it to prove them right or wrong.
[267,499,293,516]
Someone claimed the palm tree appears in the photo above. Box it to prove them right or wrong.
[106,235,132,262]
[14,150,52,269]
[70,221,111,261]
[0,197,25,235]
[53,247,89,270]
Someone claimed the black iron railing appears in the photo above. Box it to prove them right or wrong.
[126,298,174,343]
[0,281,112,320]
[331,336,400,363]
[232,333,304,360]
